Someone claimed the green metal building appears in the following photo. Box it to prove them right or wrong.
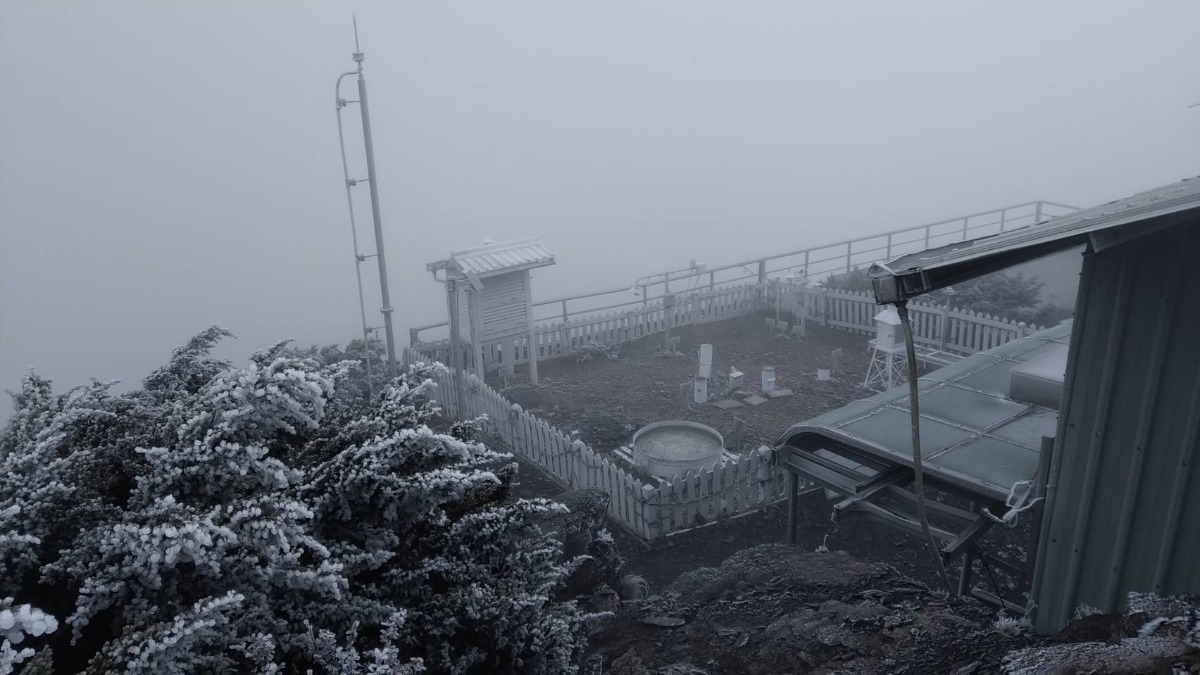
[869,176,1200,630]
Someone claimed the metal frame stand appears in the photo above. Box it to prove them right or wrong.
[863,342,907,392]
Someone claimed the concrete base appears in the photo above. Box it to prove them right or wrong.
[713,399,744,409]
[744,395,769,406]
[767,388,794,399]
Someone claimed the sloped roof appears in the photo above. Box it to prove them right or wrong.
[777,321,1072,501]
[869,176,1200,303]
[428,238,555,280]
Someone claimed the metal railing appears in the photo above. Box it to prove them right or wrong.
[410,200,1077,345]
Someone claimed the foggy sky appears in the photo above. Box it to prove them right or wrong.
[2,1,1199,407]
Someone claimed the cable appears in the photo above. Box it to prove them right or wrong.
[896,300,956,595]
[981,555,1005,600]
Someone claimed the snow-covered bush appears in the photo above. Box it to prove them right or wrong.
[0,327,592,673]
[301,364,595,672]
[0,599,58,675]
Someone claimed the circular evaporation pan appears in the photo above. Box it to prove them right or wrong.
[631,421,725,477]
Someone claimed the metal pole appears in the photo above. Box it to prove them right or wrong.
[335,72,375,399]
[447,278,466,421]
[786,471,799,546]
[354,47,399,379]
[896,301,955,594]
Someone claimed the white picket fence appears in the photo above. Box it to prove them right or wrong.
[770,283,1040,354]
[417,280,1038,371]
[401,345,787,541]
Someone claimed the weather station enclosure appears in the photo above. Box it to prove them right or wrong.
[427,239,556,383]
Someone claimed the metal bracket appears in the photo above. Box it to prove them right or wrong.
[831,469,911,520]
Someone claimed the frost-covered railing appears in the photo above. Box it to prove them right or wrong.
[414,279,1042,371]
[410,200,1076,347]
[400,346,788,541]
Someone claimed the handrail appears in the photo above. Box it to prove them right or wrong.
[529,201,1061,308]
[678,200,1052,275]
[411,200,1078,344]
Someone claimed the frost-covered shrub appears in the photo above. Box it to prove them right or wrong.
[0,327,592,673]
[282,337,389,405]
[0,375,158,600]
[80,592,245,675]
[302,370,595,673]
[142,326,235,400]
[0,599,57,675]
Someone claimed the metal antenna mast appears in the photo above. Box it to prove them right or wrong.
[334,16,399,381]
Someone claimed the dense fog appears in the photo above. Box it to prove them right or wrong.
[2,1,1199,405]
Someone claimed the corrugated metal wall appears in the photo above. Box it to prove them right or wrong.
[1032,218,1200,630]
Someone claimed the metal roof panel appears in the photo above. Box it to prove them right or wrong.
[430,238,556,279]
[871,177,1200,301]
[777,322,1072,499]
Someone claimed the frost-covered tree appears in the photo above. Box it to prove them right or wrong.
[1,599,58,675]
[0,328,593,673]
[301,363,595,673]
[141,326,235,400]
[282,337,388,405]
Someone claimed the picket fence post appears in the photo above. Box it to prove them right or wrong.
[641,484,659,540]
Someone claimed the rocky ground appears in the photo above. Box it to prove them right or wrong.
[582,544,1200,675]
[501,455,1200,674]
